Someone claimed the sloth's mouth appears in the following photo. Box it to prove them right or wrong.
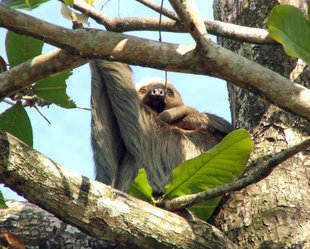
[147,99,166,113]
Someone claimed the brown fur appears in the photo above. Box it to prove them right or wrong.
[90,60,232,196]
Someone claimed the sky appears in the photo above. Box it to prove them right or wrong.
[0,0,230,200]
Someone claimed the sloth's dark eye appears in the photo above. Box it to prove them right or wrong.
[167,89,173,96]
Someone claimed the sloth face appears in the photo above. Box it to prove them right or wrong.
[136,81,183,113]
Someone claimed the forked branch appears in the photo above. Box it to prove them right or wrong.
[72,0,274,44]
[0,5,309,120]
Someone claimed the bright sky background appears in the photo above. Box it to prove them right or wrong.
[0,0,230,200]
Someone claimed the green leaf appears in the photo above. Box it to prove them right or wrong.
[2,0,50,10]
[268,5,310,64]
[0,192,9,209]
[128,168,153,203]
[164,129,253,220]
[0,102,33,147]
[33,71,76,109]
[6,31,43,68]
[189,197,222,221]
[63,0,74,7]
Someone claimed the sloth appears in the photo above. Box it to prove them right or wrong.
[90,60,232,196]
[135,77,231,136]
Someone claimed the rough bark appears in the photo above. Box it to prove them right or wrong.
[0,200,109,248]
[212,1,310,248]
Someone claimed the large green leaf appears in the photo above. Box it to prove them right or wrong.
[164,129,253,220]
[268,5,310,64]
[33,71,76,109]
[128,168,153,203]
[6,31,43,67]
[2,0,50,10]
[0,102,33,147]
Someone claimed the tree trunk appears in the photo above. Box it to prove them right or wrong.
[212,0,310,248]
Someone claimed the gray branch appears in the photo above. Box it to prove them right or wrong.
[72,0,274,44]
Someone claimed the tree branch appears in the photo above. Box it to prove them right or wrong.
[136,0,179,20]
[72,0,274,44]
[159,136,310,210]
[0,200,108,247]
[0,49,87,98]
[0,5,309,121]
[0,130,239,249]
[169,0,210,46]
[72,0,185,32]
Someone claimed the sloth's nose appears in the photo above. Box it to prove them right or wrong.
[151,88,165,97]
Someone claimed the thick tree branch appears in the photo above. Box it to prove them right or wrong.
[0,130,239,249]
[0,6,309,121]
[159,137,310,210]
[72,0,274,44]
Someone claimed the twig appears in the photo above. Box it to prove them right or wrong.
[2,97,52,124]
[136,0,179,20]
[76,105,91,111]
[22,96,51,107]
[3,99,15,106]
[158,0,164,42]
[23,96,52,124]
[33,106,51,125]
[159,137,310,211]
[101,0,111,10]
[73,0,115,30]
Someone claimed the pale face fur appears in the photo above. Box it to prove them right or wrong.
[135,78,184,113]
